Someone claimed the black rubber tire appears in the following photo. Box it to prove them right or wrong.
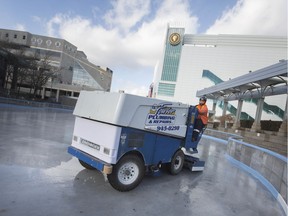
[78,159,96,170]
[169,149,185,175]
[107,154,145,192]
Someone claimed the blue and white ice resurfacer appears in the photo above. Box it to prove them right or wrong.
[68,91,205,191]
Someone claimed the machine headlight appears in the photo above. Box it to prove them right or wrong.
[103,147,110,155]
[73,135,78,142]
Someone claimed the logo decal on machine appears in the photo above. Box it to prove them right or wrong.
[146,103,176,125]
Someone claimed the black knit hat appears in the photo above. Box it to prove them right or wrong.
[199,96,207,101]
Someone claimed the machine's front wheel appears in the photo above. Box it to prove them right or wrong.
[78,159,96,170]
[107,154,145,192]
[169,149,184,175]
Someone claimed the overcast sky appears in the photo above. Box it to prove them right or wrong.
[0,0,287,96]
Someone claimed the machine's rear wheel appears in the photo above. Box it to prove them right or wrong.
[107,154,145,192]
[78,159,96,170]
[169,149,184,175]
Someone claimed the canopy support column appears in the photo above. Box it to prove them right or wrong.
[278,94,287,137]
[251,97,264,132]
[232,99,243,130]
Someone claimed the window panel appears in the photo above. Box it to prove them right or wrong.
[161,28,184,82]
[72,61,101,89]
[158,83,175,96]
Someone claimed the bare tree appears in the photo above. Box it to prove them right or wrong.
[1,41,61,99]
[27,51,58,98]
[0,41,29,95]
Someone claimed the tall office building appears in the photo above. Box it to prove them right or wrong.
[152,26,287,120]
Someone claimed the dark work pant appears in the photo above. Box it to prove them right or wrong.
[192,119,205,142]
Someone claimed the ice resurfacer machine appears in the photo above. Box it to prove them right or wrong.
[68,91,205,191]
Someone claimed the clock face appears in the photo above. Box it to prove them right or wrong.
[169,33,181,46]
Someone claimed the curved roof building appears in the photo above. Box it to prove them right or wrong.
[0,28,113,100]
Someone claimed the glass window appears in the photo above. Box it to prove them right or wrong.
[161,28,184,82]
[46,40,52,46]
[55,41,61,47]
[31,37,36,43]
[72,61,102,89]
[158,83,175,96]
[161,45,181,81]
[37,38,43,45]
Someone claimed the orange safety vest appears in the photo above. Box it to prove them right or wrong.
[196,104,208,125]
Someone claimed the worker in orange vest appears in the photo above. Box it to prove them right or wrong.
[192,96,208,146]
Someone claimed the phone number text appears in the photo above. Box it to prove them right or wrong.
[156,126,180,131]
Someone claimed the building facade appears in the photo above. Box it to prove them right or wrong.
[152,26,287,120]
[0,28,113,101]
